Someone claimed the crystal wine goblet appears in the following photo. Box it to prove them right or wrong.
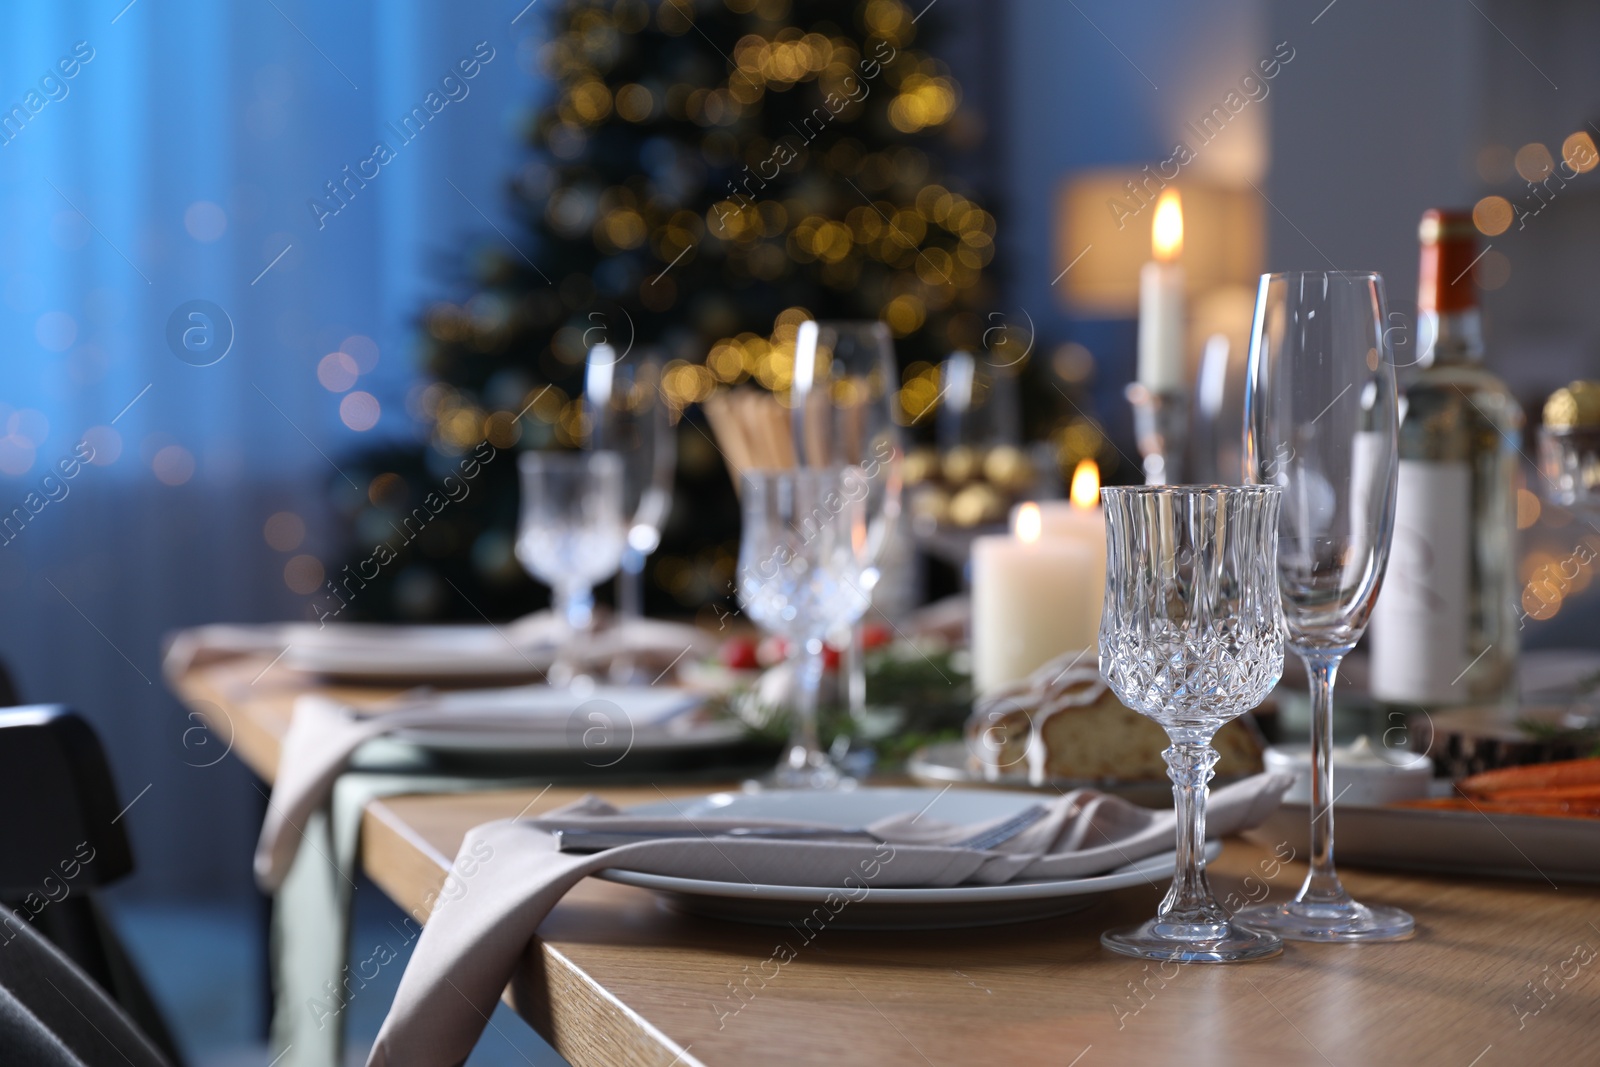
[1235,270,1415,941]
[1098,484,1287,963]
[737,467,873,789]
[515,450,627,686]
[584,343,675,620]
[791,320,902,716]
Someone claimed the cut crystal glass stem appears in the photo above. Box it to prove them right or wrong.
[549,582,596,687]
[1156,732,1228,930]
[774,637,840,789]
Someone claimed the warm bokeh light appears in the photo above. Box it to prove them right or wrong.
[1563,131,1598,174]
[1523,582,1560,621]
[1475,144,1513,184]
[183,200,227,242]
[264,511,306,552]
[1514,142,1554,182]
[152,445,195,486]
[1477,249,1511,291]
[318,352,359,392]
[341,334,380,373]
[1014,502,1042,544]
[1516,488,1541,530]
[1472,195,1513,236]
[284,554,325,595]
[1052,343,1094,384]
[1070,458,1101,509]
[1152,190,1183,261]
[340,391,380,431]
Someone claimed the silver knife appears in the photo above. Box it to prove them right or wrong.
[551,803,1048,854]
[553,827,877,853]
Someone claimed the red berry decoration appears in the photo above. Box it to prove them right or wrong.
[719,637,760,671]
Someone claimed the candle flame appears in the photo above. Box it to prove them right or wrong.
[1152,189,1183,262]
[1015,502,1042,544]
[1070,459,1100,509]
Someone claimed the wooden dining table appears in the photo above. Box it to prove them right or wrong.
[175,652,1600,1066]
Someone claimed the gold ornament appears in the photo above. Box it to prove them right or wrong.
[1544,381,1600,430]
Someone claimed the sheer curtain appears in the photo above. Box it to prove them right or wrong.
[0,0,537,896]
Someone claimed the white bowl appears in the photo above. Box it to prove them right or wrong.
[1263,736,1433,806]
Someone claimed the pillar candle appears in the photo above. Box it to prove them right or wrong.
[971,504,1098,696]
[1137,189,1186,392]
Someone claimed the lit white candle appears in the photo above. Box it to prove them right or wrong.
[1032,459,1107,621]
[1137,189,1186,392]
[971,502,1098,696]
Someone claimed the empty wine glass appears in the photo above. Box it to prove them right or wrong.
[737,467,873,789]
[791,320,902,715]
[1235,270,1415,942]
[1099,485,1286,963]
[516,451,627,685]
[584,343,676,619]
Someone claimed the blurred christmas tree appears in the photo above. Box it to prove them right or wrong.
[332,0,997,623]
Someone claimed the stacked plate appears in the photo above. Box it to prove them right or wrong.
[600,787,1208,929]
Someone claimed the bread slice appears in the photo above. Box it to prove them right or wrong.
[967,658,1265,784]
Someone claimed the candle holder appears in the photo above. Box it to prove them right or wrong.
[1124,383,1187,485]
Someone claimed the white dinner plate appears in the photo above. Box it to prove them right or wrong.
[385,685,706,751]
[282,625,549,681]
[371,686,771,777]
[597,787,1218,929]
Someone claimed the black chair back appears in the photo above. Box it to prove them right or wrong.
[0,707,133,896]
[0,911,171,1067]
[0,706,183,1066]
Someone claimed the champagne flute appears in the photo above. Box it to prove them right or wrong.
[736,467,873,788]
[515,451,627,686]
[584,343,676,619]
[791,321,902,715]
[1098,485,1286,962]
[1235,270,1415,941]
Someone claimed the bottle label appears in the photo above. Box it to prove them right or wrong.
[1370,460,1471,703]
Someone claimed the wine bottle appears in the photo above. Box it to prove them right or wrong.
[1369,209,1522,713]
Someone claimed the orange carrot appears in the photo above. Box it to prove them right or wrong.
[1491,785,1600,804]
[1458,757,1600,798]
[1391,797,1600,819]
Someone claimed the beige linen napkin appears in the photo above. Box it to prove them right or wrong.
[366,774,1291,1067]
[254,689,701,891]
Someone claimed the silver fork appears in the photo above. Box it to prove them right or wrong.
[953,803,1049,851]
[553,802,1050,853]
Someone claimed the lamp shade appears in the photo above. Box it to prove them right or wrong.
[1055,171,1263,317]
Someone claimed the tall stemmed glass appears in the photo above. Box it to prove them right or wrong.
[584,343,676,619]
[791,321,902,714]
[737,467,873,788]
[515,451,627,686]
[1099,485,1286,963]
[1236,270,1415,941]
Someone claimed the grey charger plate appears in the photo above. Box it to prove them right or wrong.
[1245,801,1600,884]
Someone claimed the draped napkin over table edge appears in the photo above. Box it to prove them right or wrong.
[365,773,1292,1067]
[255,690,703,892]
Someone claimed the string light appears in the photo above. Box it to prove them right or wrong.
[351,0,1000,620]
